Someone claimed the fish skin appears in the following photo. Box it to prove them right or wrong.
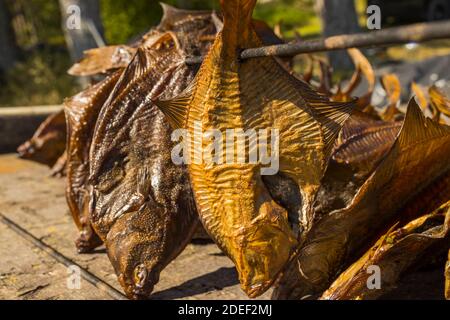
[68,45,136,77]
[68,4,292,298]
[17,110,66,167]
[315,114,401,223]
[155,0,353,297]
[64,5,219,255]
[273,100,450,300]
[333,111,402,176]
[446,249,450,300]
[87,30,212,299]
[381,74,402,121]
[321,202,450,300]
[64,72,121,253]
[68,3,217,77]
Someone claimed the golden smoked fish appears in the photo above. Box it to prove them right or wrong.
[64,73,121,252]
[155,0,353,297]
[273,100,450,299]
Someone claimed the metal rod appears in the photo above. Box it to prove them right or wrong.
[186,20,450,64]
[0,213,127,300]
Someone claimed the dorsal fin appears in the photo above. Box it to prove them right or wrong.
[359,98,450,193]
[154,79,196,129]
[312,99,357,162]
[68,45,135,76]
[158,3,211,31]
[103,33,180,107]
[398,98,450,148]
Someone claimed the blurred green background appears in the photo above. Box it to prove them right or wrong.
[1,0,449,107]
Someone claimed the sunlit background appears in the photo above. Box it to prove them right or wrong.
[1,0,449,107]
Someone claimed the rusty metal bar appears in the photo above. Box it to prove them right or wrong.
[186,20,450,64]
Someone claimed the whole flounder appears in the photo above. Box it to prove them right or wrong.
[64,72,121,252]
[155,0,354,297]
[88,11,220,298]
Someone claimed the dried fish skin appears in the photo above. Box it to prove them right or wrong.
[155,0,353,297]
[446,249,450,300]
[156,3,218,57]
[68,45,136,77]
[50,150,67,177]
[64,72,121,253]
[381,74,402,121]
[313,113,402,218]
[333,111,402,176]
[17,110,66,167]
[68,4,220,77]
[321,202,450,300]
[429,85,450,118]
[347,48,375,110]
[273,100,450,299]
[88,33,202,299]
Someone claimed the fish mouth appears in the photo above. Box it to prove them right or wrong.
[118,277,155,300]
[17,142,33,158]
[232,202,298,297]
[117,263,159,300]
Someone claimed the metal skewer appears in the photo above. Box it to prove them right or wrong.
[186,20,450,64]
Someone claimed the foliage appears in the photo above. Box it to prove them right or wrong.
[100,0,174,44]
[0,49,79,107]
[254,0,319,38]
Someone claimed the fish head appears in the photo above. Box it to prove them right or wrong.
[105,209,163,300]
[229,200,298,297]
[17,132,65,166]
[17,111,66,166]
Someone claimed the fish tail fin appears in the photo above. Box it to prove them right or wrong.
[220,0,257,43]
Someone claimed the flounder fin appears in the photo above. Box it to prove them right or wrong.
[220,0,256,24]
[365,98,450,192]
[313,99,356,162]
[154,80,195,129]
[398,98,450,148]
[159,3,211,30]
[429,85,450,117]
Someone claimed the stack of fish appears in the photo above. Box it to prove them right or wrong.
[18,1,450,300]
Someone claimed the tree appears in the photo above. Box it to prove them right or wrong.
[58,0,105,62]
[0,0,19,73]
[317,0,360,71]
